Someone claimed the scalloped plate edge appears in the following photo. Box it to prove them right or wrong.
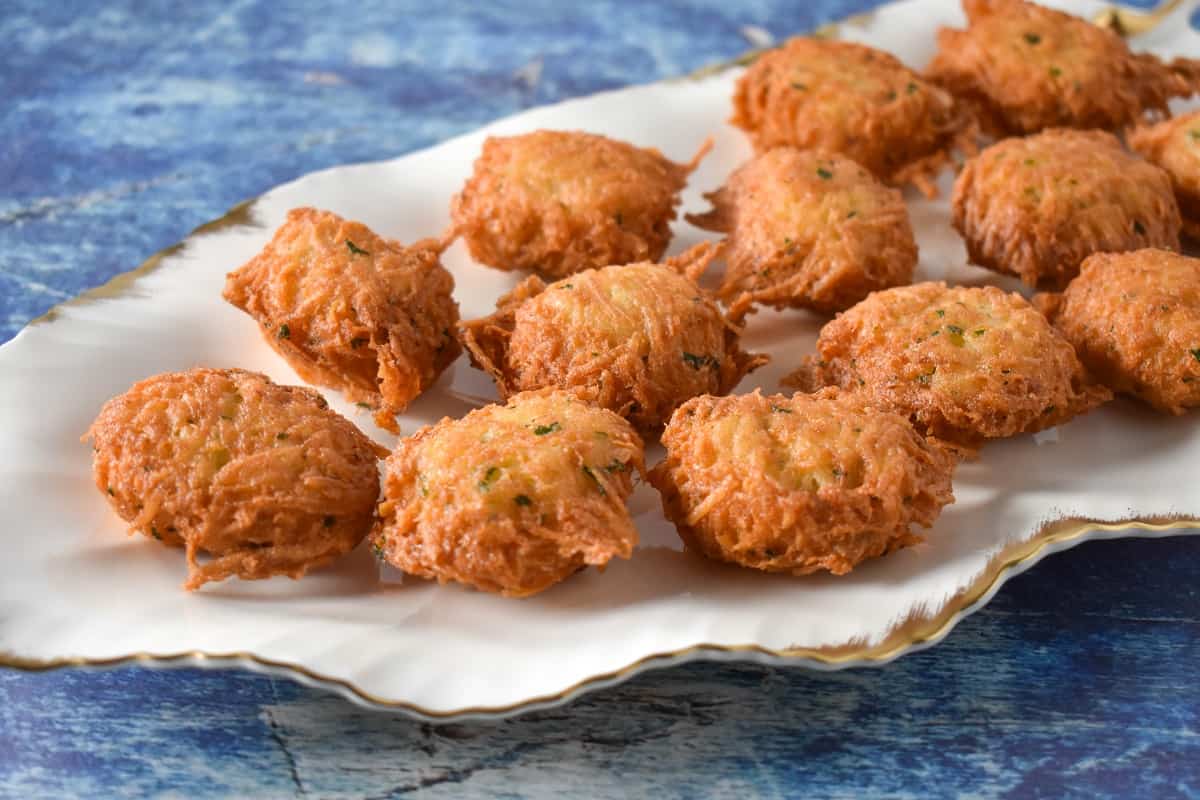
[3,515,1195,721]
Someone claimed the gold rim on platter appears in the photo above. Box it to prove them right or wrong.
[3,515,1197,719]
[4,0,1195,721]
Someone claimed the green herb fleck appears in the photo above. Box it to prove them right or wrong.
[614,212,624,226]
[278,324,291,340]
[816,167,833,180]
[1049,66,1062,78]
[946,325,964,335]
[1133,220,1146,236]
[346,239,370,256]
[1024,32,1041,44]
[791,81,807,90]
[1191,348,1200,363]
[973,328,986,337]
[1189,130,1200,142]
[581,465,606,496]
[107,486,115,496]
[846,210,858,219]
[276,432,289,440]
[770,404,793,413]
[371,539,384,559]
[150,525,162,541]
[514,494,533,507]
[534,422,561,436]
[478,466,500,492]
[604,459,628,474]
[356,402,373,409]
[350,337,368,349]
[764,548,780,558]
[831,467,844,478]
[917,367,936,385]
[560,283,574,289]
[935,309,945,318]
[906,82,918,94]
[1042,405,1057,416]
[683,352,718,370]
[323,515,336,528]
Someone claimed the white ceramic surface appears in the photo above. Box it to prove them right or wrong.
[1,0,1198,720]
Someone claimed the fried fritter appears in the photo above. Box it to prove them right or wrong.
[458,243,766,435]
[450,130,709,279]
[223,208,460,434]
[1035,249,1200,415]
[730,37,977,197]
[649,389,955,576]
[1129,110,1200,241]
[84,368,386,590]
[952,129,1180,289]
[687,147,917,313]
[784,282,1111,449]
[372,389,645,597]
[927,0,1200,137]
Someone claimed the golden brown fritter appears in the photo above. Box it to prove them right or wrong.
[223,207,460,434]
[649,389,955,576]
[1129,110,1200,241]
[458,243,767,435]
[687,147,917,314]
[1035,249,1200,415]
[83,368,386,590]
[730,37,977,197]
[784,282,1111,450]
[373,389,645,597]
[927,0,1200,137]
[450,129,709,279]
[952,129,1180,289]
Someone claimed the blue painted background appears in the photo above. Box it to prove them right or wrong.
[2,1,1197,797]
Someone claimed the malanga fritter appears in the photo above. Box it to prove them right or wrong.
[84,368,386,590]
[458,243,767,435]
[372,389,645,597]
[223,207,460,434]
[1130,110,1200,241]
[450,129,710,279]
[731,37,977,197]
[649,389,956,576]
[927,0,1200,137]
[687,147,917,314]
[785,282,1111,449]
[952,129,1180,288]
[1035,249,1200,415]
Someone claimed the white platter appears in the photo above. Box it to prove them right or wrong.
[1,0,1198,721]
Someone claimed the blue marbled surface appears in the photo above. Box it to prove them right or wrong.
[2,1,1199,798]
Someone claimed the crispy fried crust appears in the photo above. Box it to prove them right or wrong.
[731,37,977,197]
[649,389,956,576]
[784,282,1111,449]
[1035,249,1200,415]
[223,208,460,433]
[458,243,767,435]
[372,389,645,597]
[450,130,709,278]
[926,0,1200,137]
[952,129,1180,289]
[1129,111,1200,241]
[687,148,917,313]
[83,368,386,590]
